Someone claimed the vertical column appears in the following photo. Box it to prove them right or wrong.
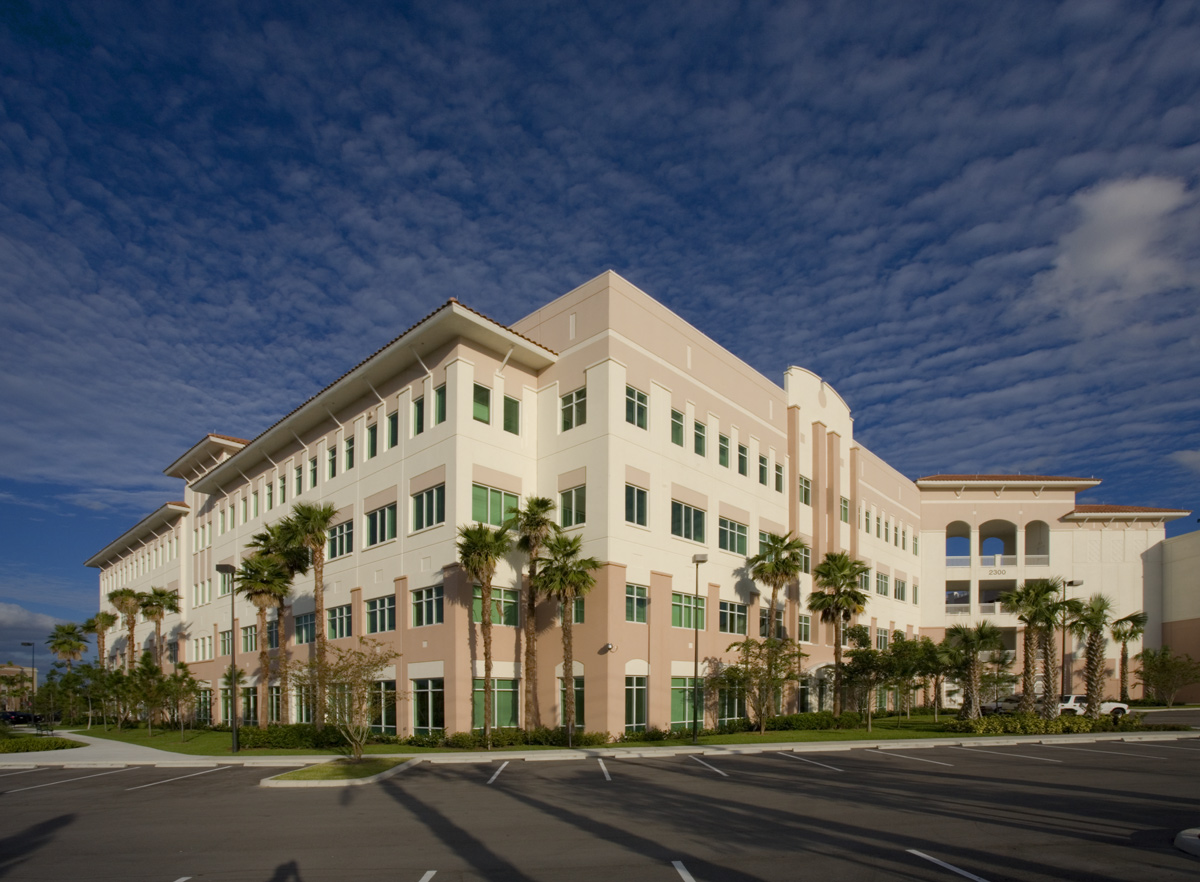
[827,430,842,555]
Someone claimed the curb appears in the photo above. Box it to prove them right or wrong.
[260,757,422,788]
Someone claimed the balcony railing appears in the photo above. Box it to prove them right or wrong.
[979,555,1016,567]
[1024,555,1050,567]
[946,556,972,568]
[978,602,998,615]
[945,604,971,615]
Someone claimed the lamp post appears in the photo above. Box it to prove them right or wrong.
[215,563,239,754]
[691,553,708,745]
[20,642,35,712]
[1061,579,1083,696]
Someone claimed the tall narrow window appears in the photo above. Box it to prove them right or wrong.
[328,522,353,559]
[266,482,273,511]
[413,397,426,435]
[718,434,730,467]
[345,437,355,471]
[434,385,447,424]
[625,676,647,732]
[775,464,784,493]
[738,444,748,476]
[841,497,850,524]
[473,384,491,423]
[388,411,399,448]
[625,386,647,429]
[670,410,684,446]
[295,465,303,497]
[503,396,520,434]
[561,387,586,430]
[413,678,445,734]
[798,475,811,505]
[625,584,648,623]
[759,455,768,485]
[366,424,378,459]
[278,476,286,506]
[412,485,445,531]
[309,457,317,490]
[366,504,397,546]
[327,446,337,480]
[560,486,586,528]
[624,484,648,526]
[328,604,352,639]
[693,422,706,456]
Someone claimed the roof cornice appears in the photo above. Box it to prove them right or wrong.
[84,501,190,568]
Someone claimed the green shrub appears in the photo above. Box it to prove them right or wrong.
[943,712,1152,736]
[235,724,352,750]
[0,736,83,753]
[764,712,836,731]
[404,732,446,748]
[836,711,863,729]
[445,731,482,749]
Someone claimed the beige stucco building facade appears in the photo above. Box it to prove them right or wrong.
[85,272,1193,734]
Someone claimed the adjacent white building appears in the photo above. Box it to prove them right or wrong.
[85,272,1193,733]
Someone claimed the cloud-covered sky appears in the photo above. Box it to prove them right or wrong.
[2,1,1197,667]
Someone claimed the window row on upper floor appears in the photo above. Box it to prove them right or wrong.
[861,505,920,557]
[103,533,181,591]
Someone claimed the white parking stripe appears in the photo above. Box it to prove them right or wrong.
[1041,744,1166,759]
[172,877,193,881]
[5,767,130,794]
[598,759,611,781]
[0,768,44,778]
[777,752,844,772]
[487,761,509,784]
[870,750,953,767]
[949,746,1061,763]
[672,860,697,882]
[417,872,436,882]
[908,849,992,882]
[689,755,728,777]
[126,766,229,791]
[1123,742,1200,752]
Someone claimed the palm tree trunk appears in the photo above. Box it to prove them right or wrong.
[1119,641,1130,703]
[1039,629,1058,719]
[126,615,137,673]
[524,560,539,730]
[154,619,164,671]
[562,589,575,737]
[482,581,493,749]
[312,545,326,730]
[1085,632,1104,719]
[832,619,844,717]
[97,632,107,670]
[278,604,291,724]
[257,605,270,728]
[1018,625,1037,714]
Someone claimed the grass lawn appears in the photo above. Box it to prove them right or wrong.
[274,758,407,781]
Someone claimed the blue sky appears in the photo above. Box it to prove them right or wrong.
[2,0,1197,671]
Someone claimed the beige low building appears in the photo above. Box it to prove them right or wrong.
[85,272,1193,734]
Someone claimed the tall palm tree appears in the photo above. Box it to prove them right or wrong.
[999,578,1060,714]
[107,588,143,673]
[507,496,558,730]
[140,587,181,671]
[1068,594,1115,718]
[236,553,293,727]
[247,521,310,724]
[1110,610,1148,703]
[457,522,511,749]
[535,532,600,739]
[1041,592,1084,718]
[47,623,87,674]
[808,551,870,717]
[946,621,1004,719]
[287,502,339,729]
[84,611,118,670]
[748,532,809,644]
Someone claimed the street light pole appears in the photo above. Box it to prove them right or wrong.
[20,642,35,712]
[692,553,708,745]
[1061,579,1083,697]
[215,563,239,754]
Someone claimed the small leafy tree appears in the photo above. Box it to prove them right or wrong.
[711,638,807,733]
[843,626,890,732]
[163,663,201,739]
[292,638,400,760]
[134,651,168,735]
[1135,646,1200,707]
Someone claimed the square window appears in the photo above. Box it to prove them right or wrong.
[328,521,353,559]
[412,485,445,531]
[625,386,647,429]
[328,604,352,639]
[367,596,396,633]
[718,517,747,555]
[472,678,519,730]
[671,409,684,446]
[503,395,520,434]
[560,485,586,528]
[561,387,586,430]
[473,384,491,423]
[671,593,705,629]
[472,586,519,626]
[472,484,518,527]
[719,601,747,635]
[670,500,705,543]
[412,586,444,627]
[759,607,786,639]
[624,484,648,526]
[366,503,397,546]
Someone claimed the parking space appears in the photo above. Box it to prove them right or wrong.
[1,739,1197,880]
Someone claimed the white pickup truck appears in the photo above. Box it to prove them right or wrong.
[1058,694,1129,717]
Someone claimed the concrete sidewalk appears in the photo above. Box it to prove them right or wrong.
[2,727,1196,768]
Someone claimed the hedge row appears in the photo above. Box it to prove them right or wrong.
[0,736,84,753]
[407,727,610,749]
[943,712,1151,735]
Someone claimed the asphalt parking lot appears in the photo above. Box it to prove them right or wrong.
[2,733,1199,882]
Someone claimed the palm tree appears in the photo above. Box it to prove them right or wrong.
[507,496,558,730]
[1068,594,1115,718]
[1110,610,1148,703]
[139,587,181,671]
[946,621,1004,719]
[107,588,143,673]
[287,502,339,729]
[236,553,293,727]
[535,532,600,741]
[47,623,87,674]
[457,522,511,749]
[999,578,1060,714]
[84,611,118,670]
[1041,592,1084,718]
[748,532,809,644]
[247,521,310,724]
[808,551,870,716]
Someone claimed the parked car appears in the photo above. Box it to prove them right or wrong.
[0,711,34,725]
[981,695,1023,715]
[1058,694,1128,717]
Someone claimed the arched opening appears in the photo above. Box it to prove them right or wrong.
[1024,520,1050,566]
[978,520,1016,564]
[945,521,970,567]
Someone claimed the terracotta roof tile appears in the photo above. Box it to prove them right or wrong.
[918,474,1096,482]
[1071,504,1191,514]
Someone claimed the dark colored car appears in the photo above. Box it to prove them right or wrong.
[0,711,34,725]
